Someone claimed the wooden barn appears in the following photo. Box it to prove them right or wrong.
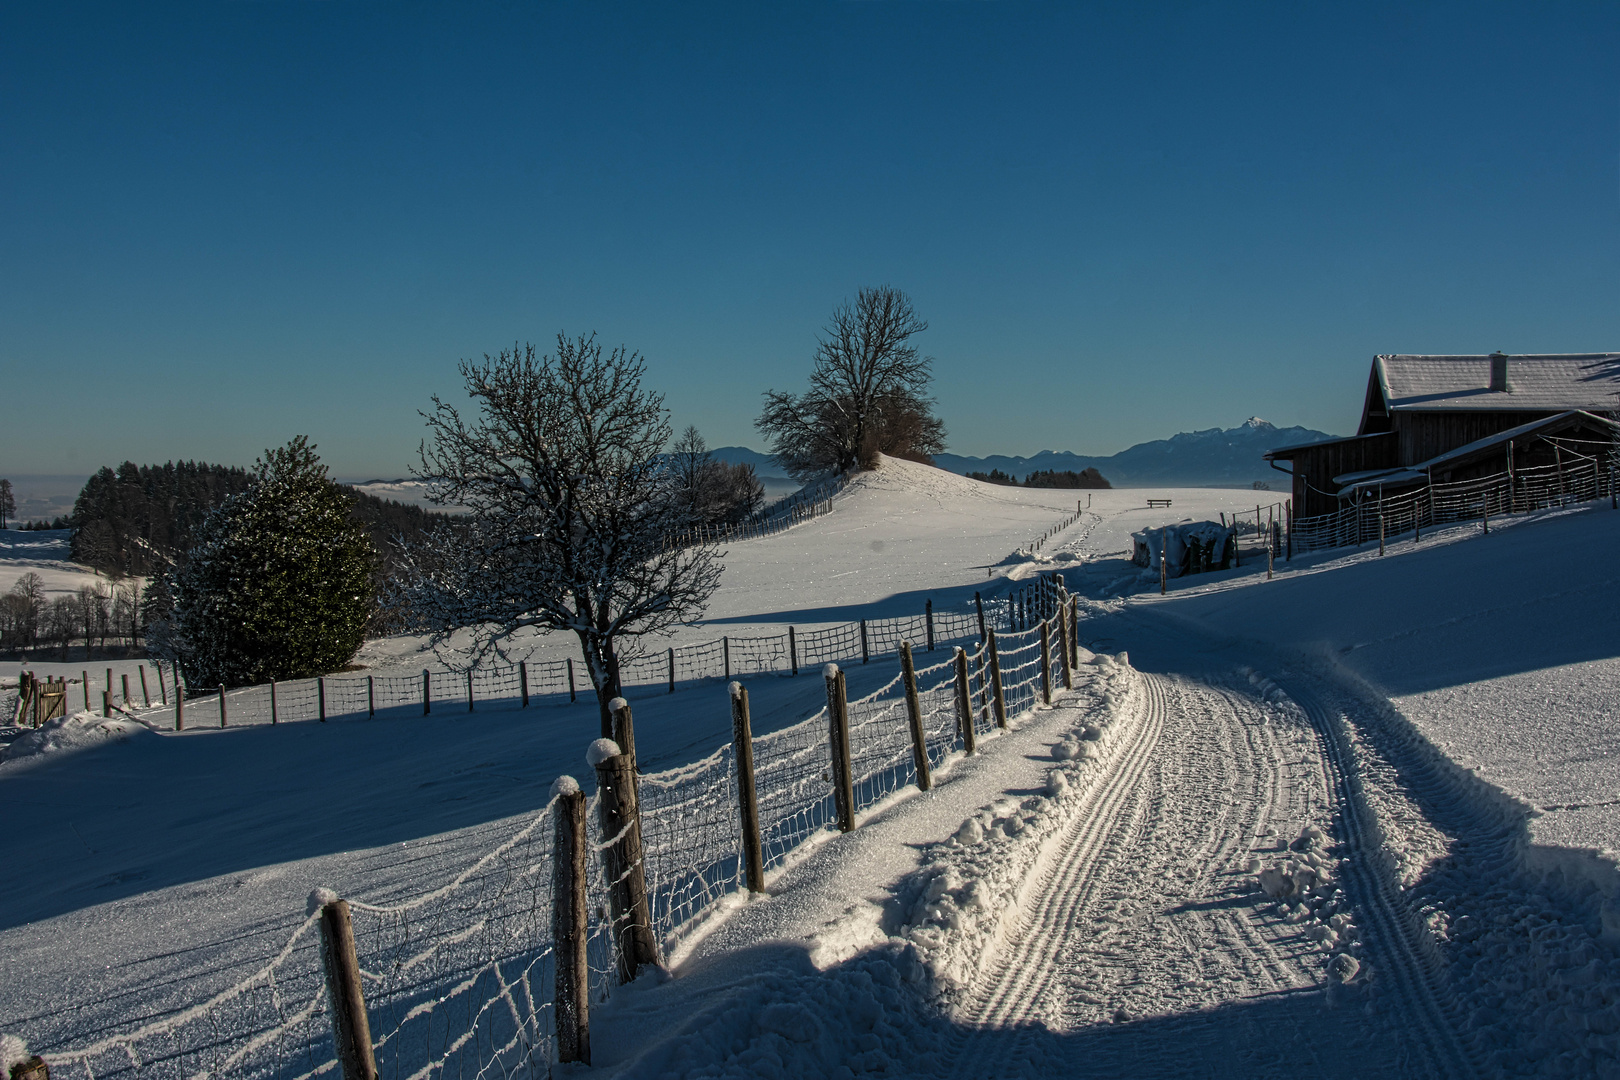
[1266,352,1620,518]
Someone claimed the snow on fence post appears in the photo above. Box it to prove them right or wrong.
[723,636,731,680]
[730,682,766,893]
[520,661,529,707]
[139,665,149,706]
[317,896,378,1080]
[860,620,869,664]
[589,737,660,983]
[925,600,935,651]
[319,677,326,722]
[270,680,278,724]
[367,675,375,718]
[899,642,932,792]
[986,629,1007,729]
[953,646,977,755]
[422,669,431,715]
[668,648,675,694]
[824,665,856,832]
[219,685,227,728]
[1039,621,1052,706]
[789,626,798,676]
[552,776,590,1064]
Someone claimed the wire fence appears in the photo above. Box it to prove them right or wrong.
[1291,455,1615,553]
[37,577,1086,1080]
[127,597,1017,731]
[667,472,851,550]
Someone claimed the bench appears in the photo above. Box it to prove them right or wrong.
[1146,499,1173,508]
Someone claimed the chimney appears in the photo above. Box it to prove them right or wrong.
[1489,351,1510,392]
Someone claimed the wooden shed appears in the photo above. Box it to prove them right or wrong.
[1267,353,1620,517]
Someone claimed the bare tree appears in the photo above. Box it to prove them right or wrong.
[668,426,766,526]
[0,479,14,529]
[756,286,946,480]
[390,334,722,736]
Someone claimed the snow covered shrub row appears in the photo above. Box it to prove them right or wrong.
[884,652,1142,1003]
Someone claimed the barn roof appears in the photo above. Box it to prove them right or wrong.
[1376,353,1620,412]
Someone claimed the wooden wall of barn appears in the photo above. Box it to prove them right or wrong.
[1281,433,1398,517]
[1392,411,1556,465]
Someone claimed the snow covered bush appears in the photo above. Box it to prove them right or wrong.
[170,437,375,687]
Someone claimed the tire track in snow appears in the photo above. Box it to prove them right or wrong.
[945,672,1358,1077]
[1284,680,1481,1079]
[945,671,1167,1075]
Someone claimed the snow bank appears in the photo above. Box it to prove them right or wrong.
[619,946,952,1079]
[1,710,161,765]
[885,652,1143,1002]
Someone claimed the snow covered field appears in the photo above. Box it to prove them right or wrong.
[5,458,1619,1078]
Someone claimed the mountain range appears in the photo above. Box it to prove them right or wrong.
[712,418,1338,489]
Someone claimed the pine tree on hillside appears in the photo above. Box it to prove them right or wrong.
[171,437,376,687]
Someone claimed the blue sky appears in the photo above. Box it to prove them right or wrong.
[3,2,1616,478]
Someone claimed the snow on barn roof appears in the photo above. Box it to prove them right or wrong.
[1377,353,1620,412]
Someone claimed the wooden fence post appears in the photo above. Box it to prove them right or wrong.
[974,592,986,640]
[789,626,798,676]
[1160,528,1168,594]
[121,673,130,709]
[520,661,529,707]
[953,646,977,755]
[986,629,1007,728]
[724,636,731,679]
[271,680,278,724]
[824,665,856,831]
[1057,606,1073,690]
[318,898,379,1080]
[925,600,935,651]
[175,680,184,730]
[219,685,227,727]
[567,658,576,702]
[859,620,869,664]
[668,648,675,693]
[552,779,590,1064]
[730,682,766,892]
[139,664,150,706]
[102,689,111,718]
[423,669,431,715]
[900,642,932,792]
[610,696,640,804]
[157,662,168,706]
[589,738,660,983]
[1039,620,1052,705]
[82,669,90,711]
[367,675,375,718]
[319,677,327,722]
[106,668,113,705]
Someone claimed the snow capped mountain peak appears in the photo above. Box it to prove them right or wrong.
[1242,416,1273,430]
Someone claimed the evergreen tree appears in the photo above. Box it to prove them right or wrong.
[171,437,376,687]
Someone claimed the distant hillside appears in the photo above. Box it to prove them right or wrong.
[936,418,1337,488]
